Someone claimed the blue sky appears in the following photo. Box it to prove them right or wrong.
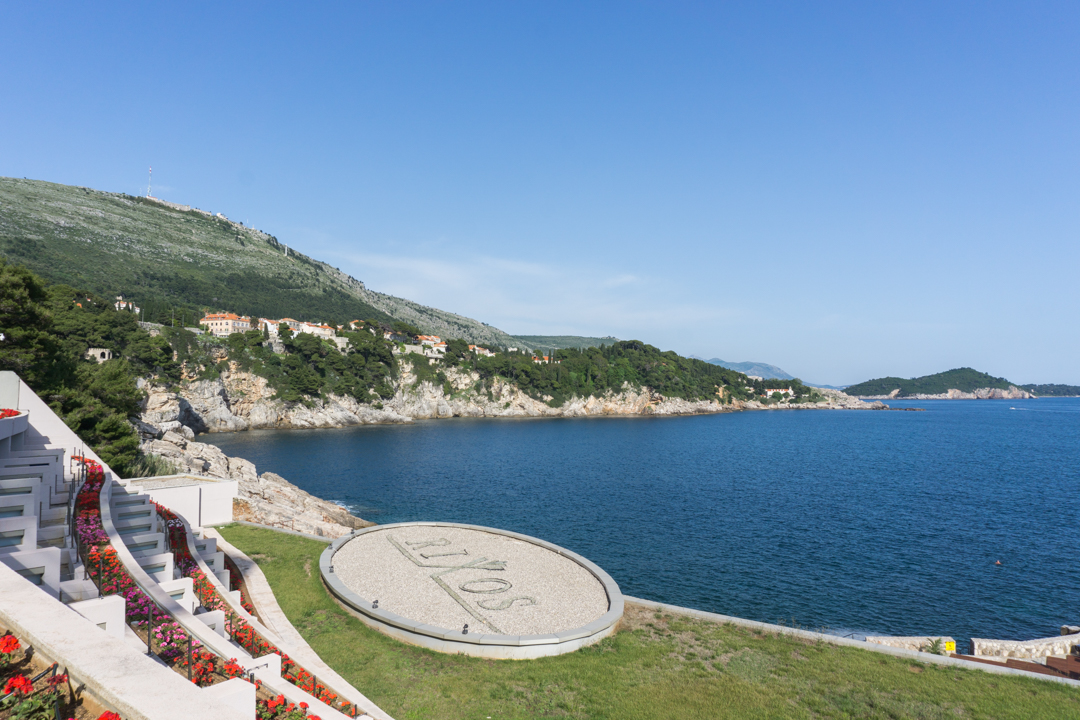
[3,2,1078,385]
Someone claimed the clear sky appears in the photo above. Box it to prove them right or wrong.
[3,2,1078,385]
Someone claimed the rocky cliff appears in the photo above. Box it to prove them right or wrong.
[135,426,372,538]
[139,361,884,436]
[855,386,1033,400]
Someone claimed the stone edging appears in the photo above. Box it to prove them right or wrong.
[624,596,1080,687]
[320,522,624,660]
[215,519,334,544]
[205,528,393,720]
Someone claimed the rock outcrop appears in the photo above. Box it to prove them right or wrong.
[137,427,372,539]
[138,362,885,436]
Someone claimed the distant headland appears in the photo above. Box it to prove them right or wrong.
[845,367,1080,399]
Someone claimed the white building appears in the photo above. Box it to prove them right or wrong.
[299,322,336,340]
[199,313,252,337]
[114,296,141,315]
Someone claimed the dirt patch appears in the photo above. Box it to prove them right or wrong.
[303,558,312,577]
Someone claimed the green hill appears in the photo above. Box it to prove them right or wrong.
[0,177,517,347]
[844,368,1014,397]
[512,335,621,351]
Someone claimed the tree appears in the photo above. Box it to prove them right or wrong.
[0,259,58,387]
[392,321,421,337]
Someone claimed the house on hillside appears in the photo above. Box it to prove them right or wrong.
[469,344,496,358]
[764,387,793,397]
[299,322,336,340]
[114,296,141,315]
[276,318,303,333]
[258,318,279,337]
[423,341,447,359]
[85,348,113,363]
[199,313,252,337]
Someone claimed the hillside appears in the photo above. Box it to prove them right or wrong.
[703,358,794,380]
[512,335,621,350]
[844,368,1014,397]
[0,177,518,347]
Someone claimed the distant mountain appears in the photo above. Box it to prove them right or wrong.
[513,335,621,351]
[0,177,518,347]
[701,359,794,380]
[844,368,1014,398]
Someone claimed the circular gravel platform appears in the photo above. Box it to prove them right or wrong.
[320,522,623,659]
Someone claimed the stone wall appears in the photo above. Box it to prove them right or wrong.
[972,634,1080,659]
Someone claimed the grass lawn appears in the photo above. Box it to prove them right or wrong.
[219,524,1080,720]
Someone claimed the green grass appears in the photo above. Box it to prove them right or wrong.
[219,524,1080,719]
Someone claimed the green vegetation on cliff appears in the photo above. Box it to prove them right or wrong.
[1,257,809,471]
[844,368,1015,397]
[469,344,814,407]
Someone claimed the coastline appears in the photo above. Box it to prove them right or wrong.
[138,364,887,438]
[131,382,884,539]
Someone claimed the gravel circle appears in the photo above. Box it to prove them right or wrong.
[333,525,609,636]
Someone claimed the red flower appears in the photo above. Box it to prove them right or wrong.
[299,702,308,709]
[98,712,122,720]
[4,675,32,695]
[0,634,20,654]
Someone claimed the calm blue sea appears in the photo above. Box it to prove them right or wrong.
[209,398,1080,651]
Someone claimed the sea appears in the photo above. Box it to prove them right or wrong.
[208,398,1080,652]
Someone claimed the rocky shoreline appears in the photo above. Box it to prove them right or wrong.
[139,362,886,436]
[131,367,884,538]
[854,386,1033,401]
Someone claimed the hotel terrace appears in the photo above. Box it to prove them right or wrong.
[0,371,388,720]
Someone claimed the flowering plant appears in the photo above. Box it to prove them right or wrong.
[256,694,322,720]
[1,671,68,718]
[0,408,20,419]
[176,649,219,687]
[3,674,32,695]
[0,634,20,667]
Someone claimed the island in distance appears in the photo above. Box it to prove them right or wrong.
[845,367,1080,399]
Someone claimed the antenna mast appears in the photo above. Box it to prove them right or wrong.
[147,166,152,197]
